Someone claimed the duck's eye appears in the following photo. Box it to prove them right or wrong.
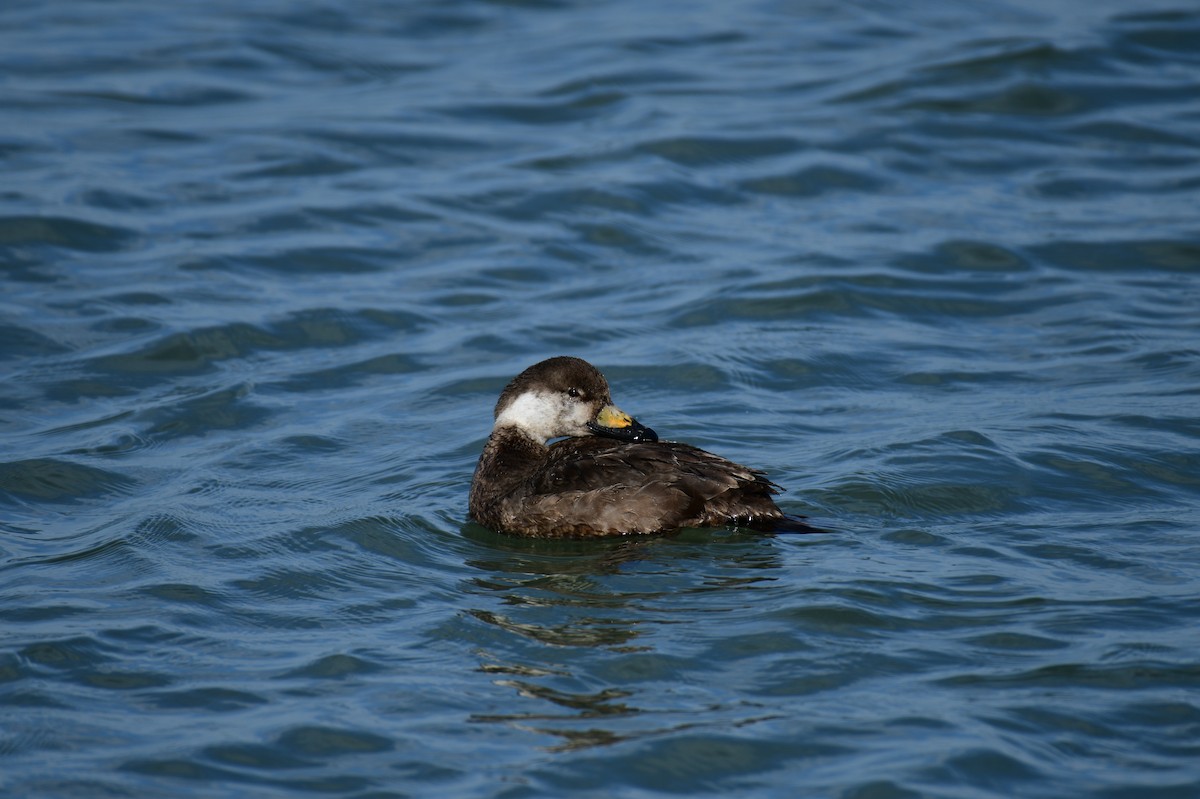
[567,387,582,398]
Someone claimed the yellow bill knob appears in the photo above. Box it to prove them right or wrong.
[595,404,633,428]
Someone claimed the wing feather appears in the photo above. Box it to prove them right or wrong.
[504,438,784,535]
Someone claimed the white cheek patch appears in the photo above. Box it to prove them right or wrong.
[566,400,591,428]
[495,390,582,442]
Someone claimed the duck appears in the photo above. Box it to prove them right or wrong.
[468,356,825,538]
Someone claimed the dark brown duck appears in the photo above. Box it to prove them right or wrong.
[468,356,824,538]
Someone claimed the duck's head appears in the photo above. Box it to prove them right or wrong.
[492,356,658,445]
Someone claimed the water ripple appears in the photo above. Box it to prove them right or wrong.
[3,1,1199,797]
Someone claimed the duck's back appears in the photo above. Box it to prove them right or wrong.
[505,438,788,537]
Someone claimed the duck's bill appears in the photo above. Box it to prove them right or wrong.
[588,404,658,443]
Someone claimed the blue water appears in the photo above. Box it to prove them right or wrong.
[3,1,1200,796]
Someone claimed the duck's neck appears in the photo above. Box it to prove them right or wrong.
[469,425,547,520]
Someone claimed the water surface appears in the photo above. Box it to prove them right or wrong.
[2,1,1199,797]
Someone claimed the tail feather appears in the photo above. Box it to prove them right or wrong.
[742,514,832,535]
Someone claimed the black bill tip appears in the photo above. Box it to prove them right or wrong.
[587,419,658,443]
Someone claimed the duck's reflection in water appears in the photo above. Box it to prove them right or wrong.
[459,524,788,751]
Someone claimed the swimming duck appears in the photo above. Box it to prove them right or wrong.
[468,356,823,538]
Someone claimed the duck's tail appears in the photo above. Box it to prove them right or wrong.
[748,514,832,535]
